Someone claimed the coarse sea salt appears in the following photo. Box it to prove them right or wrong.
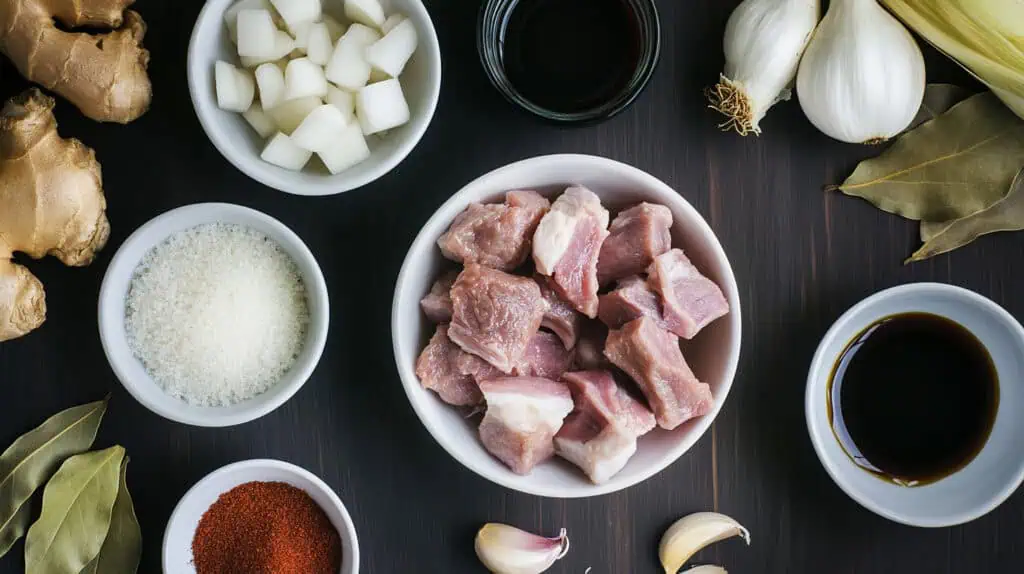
[125,223,309,406]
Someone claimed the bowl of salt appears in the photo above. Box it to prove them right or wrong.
[98,202,329,427]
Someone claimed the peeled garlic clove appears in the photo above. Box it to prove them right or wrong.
[475,523,570,574]
[659,512,750,574]
[685,566,728,574]
[796,0,925,143]
[708,0,820,135]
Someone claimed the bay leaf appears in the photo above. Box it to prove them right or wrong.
[906,84,972,131]
[80,457,141,574]
[908,167,1024,262]
[833,92,1024,222]
[919,220,947,242]
[0,398,108,557]
[25,446,124,574]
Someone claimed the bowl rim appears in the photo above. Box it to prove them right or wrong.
[804,282,1024,527]
[97,202,330,427]
[391,153,742,497]
[186,0,442,196]
[161,458,360,573]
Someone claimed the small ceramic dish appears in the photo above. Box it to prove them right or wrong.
[163,459,359,573]
[98,203,329,427]
[806,283,1024,527]
[392,154,742,498]
[187,0,442,195]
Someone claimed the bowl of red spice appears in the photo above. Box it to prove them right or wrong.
[163,459,358,573]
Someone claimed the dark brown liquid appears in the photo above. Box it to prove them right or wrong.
[501,0,641,114]
[828,312,998,486]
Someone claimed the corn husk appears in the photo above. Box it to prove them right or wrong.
[882,0,1024,119]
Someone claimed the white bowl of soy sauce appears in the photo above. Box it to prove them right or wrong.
[806,283,1024,527]
[478,0,660,123]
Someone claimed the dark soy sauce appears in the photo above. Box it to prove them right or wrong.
[501,0,641,114]
[828,312,998,486]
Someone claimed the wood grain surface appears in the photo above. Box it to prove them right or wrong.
[1,1,1022,572]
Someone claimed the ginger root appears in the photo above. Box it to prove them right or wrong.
[0,89,109,341]
[0,0,151,123]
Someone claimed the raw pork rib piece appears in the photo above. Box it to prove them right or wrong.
[415,325,488,406]
[536,274,582,349]
[604,317,712,430]
[448,264,546,373]
[513,331,575,380]
[596,203,673,285]
[555,370,656,483]
[420,271,458,323]
[597,275,668,330]
[647,249,729,339]
[478,377,574,474]
[437,190,550,271]
[573,322,611,371]
[532,187,610,318]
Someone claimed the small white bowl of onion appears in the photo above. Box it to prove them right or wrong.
[188,0,441,196]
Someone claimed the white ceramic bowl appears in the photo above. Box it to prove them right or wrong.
[187,0,441,196]
[163,459,359,573]
[98,203,329,427]
[392,154,742,497]
[806,283,1024,527]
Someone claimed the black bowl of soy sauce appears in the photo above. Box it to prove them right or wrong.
[478,0,661,123]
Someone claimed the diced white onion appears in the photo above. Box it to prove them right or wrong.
[261,132,313,170]
[317,123,371,174]
[284,57,329,99]
[291,104,350,152]
[243,103,277,137]
[344,0,385,28]
[355,78,410,135]
[365,18,417,78]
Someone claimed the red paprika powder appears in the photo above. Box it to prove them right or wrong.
[192,481,342,574]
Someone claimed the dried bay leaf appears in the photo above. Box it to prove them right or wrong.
[80,457,141,574]
[833,92,1024,222]
[909,167,1024,262]
[906,84,972,131]
[0,399,108,557]
[920,220,948,242]
[25,446,124,574]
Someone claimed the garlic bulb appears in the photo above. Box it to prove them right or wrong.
[708,0,820,135]
[474,523,569,574]
[796,0,926,143]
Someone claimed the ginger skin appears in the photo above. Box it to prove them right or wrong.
[0,89,109,341]
[0,0,151,123]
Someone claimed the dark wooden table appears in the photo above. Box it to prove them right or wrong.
[2,1,1022,572]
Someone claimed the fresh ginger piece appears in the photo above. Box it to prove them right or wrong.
[0,0,151,123]
[0,89,109,341]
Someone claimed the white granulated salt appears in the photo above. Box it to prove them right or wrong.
[125,223,310,406]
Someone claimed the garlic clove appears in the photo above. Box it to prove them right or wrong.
[659,512,750,574]
[795,0,925,143]
[686,567,728,574]
[708,0,820,135]
[474,523,570,574]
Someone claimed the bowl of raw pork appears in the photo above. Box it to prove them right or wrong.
[392,154,742,497]
[188,0,441,195]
